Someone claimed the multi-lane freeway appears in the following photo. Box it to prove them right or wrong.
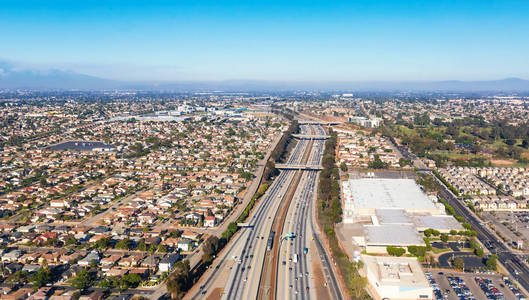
[222,125,312,300]
[277,170,317,299]
[222,170,296,300]
[275,134,343,300]
[189,123,343,300]
[276,137,324,299]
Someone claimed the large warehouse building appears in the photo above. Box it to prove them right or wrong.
[343,178,463,253]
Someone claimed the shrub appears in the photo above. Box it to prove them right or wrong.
[387,246,406,257]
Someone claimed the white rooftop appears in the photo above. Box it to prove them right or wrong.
[364,224,425,246]
[361,255,431,287]
[412,215,464,231]
[376,209,413,224]
[347,178,437,211]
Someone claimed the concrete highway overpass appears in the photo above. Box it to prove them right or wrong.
[292,134,329,140]
[275,164,323,171]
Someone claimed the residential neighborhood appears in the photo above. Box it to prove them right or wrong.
[0,97,283,299]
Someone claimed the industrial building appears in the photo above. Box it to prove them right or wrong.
[343,178,463,253]
[348,116,381,128]
[361,255,433,300]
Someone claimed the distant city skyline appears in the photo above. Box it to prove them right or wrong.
[1,0,529,82]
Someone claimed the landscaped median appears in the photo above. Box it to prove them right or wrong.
[433,170,460,196]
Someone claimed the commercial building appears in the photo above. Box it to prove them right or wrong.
[348,116,381,128]
[361,255,433,300]
[344,179,440,217]
[343,178,463,253]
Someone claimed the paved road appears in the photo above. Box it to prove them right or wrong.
[277,171,318,299]
[186,123,344,300]
[275,126,343,300]
[151,133,284,300]
[276,136,324,299]
[429,171,529,295]
[223,128,312,300]
[223,171,295,300]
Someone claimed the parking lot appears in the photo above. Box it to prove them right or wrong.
[482,211,529,250]
[426,269,524,300]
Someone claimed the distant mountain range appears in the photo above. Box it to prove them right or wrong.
[1,62,529,92]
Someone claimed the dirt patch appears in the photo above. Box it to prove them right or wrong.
[205,288,223,300]
[491,159,516,166]
[311,244,332,300]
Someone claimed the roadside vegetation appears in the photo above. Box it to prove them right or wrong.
[316,129,371,299]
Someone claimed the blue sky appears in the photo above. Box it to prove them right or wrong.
[1,0,528,81]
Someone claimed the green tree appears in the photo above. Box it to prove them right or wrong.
[440,234,449,242]
[368,154,389,169]
[6,270,28,284]
[95,237,111,249]
[66,236,79,246]
[486,255,498,270]
[29,267,51,288]
[475,247,484,257]
[350,276,367,298]
[136,240,148,251]
[202,236,220,264]
[123,273,142,288]
[115,238,132,250]
[222,222,238,240]
[166,260,191,299]
[71,269,94,290]
[399,158,412,167]
[157,244,168,253]
[453,257,465,270]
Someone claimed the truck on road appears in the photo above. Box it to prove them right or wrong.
[267,231,276,251]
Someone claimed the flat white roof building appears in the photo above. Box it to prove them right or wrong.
[362,255,433,300]
[364,224,425,247]
[412,215,463,232]
[345,178,439,216]
[343,178,463,253]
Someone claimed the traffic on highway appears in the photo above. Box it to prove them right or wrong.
[190,123,342,300]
